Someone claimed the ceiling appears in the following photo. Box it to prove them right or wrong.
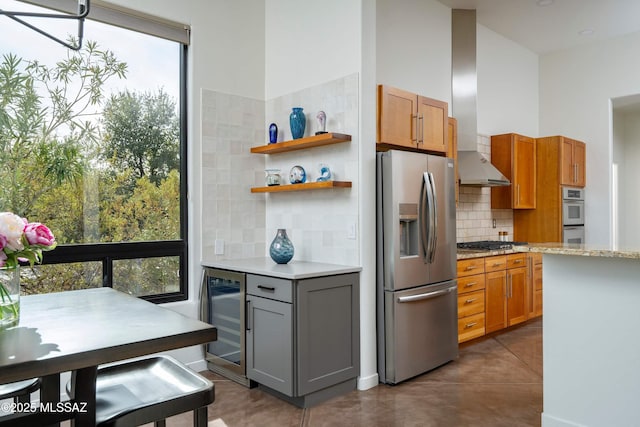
[437,0,640,54]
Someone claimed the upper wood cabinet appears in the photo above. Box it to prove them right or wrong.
[490,133,537,209]
[377,85,448,154]
[447,117,459,206]
[560,137,586,187]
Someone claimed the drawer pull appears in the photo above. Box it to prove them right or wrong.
[464,266,476,271]
[257,285,276,291]
[465,298,477,304]
[493,262,502,267]
[464,282,477,287]
[465,322,477,329]
[513,259,523,264]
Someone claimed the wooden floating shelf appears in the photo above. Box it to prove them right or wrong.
[250,133,351,154]
[251,181,352,193]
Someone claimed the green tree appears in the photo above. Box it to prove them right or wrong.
[100,89,179,187]
[0,42,127,219]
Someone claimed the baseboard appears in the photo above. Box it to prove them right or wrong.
[357,373,379,390]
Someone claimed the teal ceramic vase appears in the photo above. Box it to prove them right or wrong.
[289,107,306,139]
[269,229,294,264]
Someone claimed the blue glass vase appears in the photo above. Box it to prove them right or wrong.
[269,229,294,264]
[289,107,306,140]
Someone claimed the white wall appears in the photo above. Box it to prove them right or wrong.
[540,31,640,245]
[612,109,640,247]
[477,25,539,137]
[264,0,361,100]
[376,0,451,110]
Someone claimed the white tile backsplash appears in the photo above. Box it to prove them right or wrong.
[201,90,266,261]
[456,135,514,242]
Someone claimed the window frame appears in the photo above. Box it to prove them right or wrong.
[15,1,191,303]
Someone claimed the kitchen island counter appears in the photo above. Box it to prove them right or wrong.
[520,243,640,426]
[515,242,640,259]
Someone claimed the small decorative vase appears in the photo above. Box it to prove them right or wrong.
[269,123,278,144]
[289,107,306,139]
[269,229,294,264]
[0,266,20,328]
[265,169,281,186]
[289,165,306,184]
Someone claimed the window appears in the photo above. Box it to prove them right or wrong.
[0,0,189,303]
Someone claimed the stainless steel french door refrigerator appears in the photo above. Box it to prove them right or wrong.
[376,149,458,384]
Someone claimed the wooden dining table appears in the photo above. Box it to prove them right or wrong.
[0,287,217,427]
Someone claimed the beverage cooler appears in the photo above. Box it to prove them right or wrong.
[200,267,251,386]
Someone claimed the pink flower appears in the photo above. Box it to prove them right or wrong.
[24,222,56,248]
[0,212,26,252]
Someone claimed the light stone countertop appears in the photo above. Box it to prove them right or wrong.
[457,248,521,260]
[202,257,361,279]
[513,243,640,259]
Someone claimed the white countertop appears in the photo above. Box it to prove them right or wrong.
[201,257,361,279]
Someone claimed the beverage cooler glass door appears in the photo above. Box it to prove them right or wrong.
[201,268,246,377]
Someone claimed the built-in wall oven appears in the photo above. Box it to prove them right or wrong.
[562,187,585,244]
[200,267,252,387]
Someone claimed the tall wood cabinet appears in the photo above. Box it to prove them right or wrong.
[490,133,536,209]
[513,135,586,243]
[377,85,448,154]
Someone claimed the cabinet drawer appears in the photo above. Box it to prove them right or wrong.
[458,312,485,343]
[457,289,485,318]
[247,274,293,303]
[485,256,507,272]
[507,253,527,269]
[458,274,485,294]
[457,258,485,277]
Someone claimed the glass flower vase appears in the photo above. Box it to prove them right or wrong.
[289,107,306,139]
[0,265,20,328]
[269,229,294,264]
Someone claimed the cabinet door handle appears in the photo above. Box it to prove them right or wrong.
[465,298,477,304]
[418,115,424,145]
[464,282,477,287]
[465,265,476,271]
[465,322,477,329]
[412,115,418,143]
[516,184,521,206]
[257,285,275,292]
[246,300,252,331]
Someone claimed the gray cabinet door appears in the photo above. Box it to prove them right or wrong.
[246,294,293,396]
[296,273,360,396]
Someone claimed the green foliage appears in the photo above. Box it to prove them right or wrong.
[0,42,182,296]
[101,89,179,188]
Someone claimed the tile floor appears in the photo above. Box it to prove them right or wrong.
[166,317,543,427]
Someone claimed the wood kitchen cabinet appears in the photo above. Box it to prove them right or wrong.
[246,272,359,407]
[377,84,448,154]
[527,253,543,318]
[484,253,528,334]
[490,133,536,209]
[448,117,459,206]
[457,258,486,343]
[513,135,586,242]
[560,137,586,187]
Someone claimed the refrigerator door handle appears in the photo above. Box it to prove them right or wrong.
[397,286,455,303]
[420,172,429,260]
[427,172,438,263]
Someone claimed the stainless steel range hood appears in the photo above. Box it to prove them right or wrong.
[452,9,510,187]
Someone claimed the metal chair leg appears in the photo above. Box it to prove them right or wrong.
[194,407,208,427]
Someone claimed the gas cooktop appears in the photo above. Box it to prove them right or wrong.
[457,240,528,251]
